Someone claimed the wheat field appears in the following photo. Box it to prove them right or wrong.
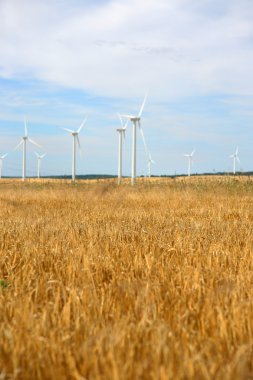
[0,177,252,380]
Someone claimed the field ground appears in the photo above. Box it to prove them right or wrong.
[0,177,252,379]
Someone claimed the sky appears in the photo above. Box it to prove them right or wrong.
[1,0,253,177]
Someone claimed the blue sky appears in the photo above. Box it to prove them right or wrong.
[1,0,253,176]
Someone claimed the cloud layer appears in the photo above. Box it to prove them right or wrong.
[1,0,253,98]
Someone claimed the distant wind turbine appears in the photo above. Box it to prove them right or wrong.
[116,115,128,185]
[184,149,195,177]
[120,94,148,185]
[147,152,155,178]
[0,154,7,179]
[230,147,240,175]
[138,124,155,178]
[15,117,41,181]
[34,152,46,179]
[63,118,86,182]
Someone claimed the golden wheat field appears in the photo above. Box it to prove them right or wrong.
[0,177,253,380]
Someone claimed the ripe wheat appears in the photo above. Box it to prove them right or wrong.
[0,178,252,379]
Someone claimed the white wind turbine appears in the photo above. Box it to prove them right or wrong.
[121,94,148,185]
[147,152,155,178]
[34,152,46,179]
[0,154,7,179]
[138,125,155,178]
[116,115,128,185]
[63,118,86,182]
[184,149,195,176]
[15,117,41,181]
[230,147,240,175]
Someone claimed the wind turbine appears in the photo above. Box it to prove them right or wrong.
[230,147,240,175]
[184,149,195,176]
[0,154,7,179]
[147,152,155,178]
[63,118,86,182]
[15,117,41,181]
[116,115,128,185]
[34,152,46,179]
[121,94,148,185]
[138,124,155,178]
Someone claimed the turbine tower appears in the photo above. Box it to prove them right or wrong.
[184,150,195,177]
[63,118,86,182]
[0,154,7,179]
[230,147,240,175]
[15,117,41,181]
[34,152,46,179]
[116,115,128,185]
[121,94,148,185]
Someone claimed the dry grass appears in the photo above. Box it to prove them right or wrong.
[0,177,252,380]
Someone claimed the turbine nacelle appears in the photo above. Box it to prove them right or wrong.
[63,129,77,136]
[230,154,240,161]
[116,128,126,133]
[121,115,141,122]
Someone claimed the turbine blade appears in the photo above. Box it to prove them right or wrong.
[121,114,135,119]
[24,116,28,137]
[41,153,47,159]
[235,147,238,155]
[62,127,75,134]
[236,157,240,163]
[77,118,87,134]
[191,149,195,156]
[28,138,42,148]
[138,93,148,118]
[14,140,23,151]
[138,122,149,158]
[76,135,81,150]
[34,151,40,158]
[118,113,124,127]
[124,119,129,129]
[1,154,7,159]
[148,152,155,164]
[76,135,82,158]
